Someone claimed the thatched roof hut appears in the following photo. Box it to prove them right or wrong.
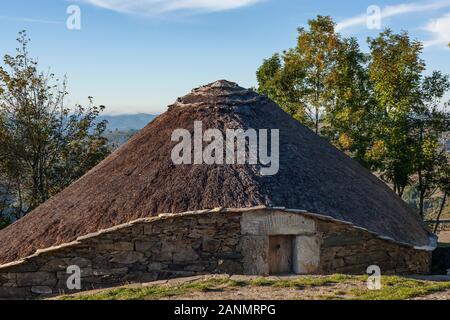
[0,80,435,266]
[0,80,438,299]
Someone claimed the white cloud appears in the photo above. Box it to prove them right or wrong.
[336,0,450,31]
[79,0,263,15]
[423,13,450,47]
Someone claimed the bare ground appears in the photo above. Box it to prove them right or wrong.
[58,274,450,301]
[411,290,450,300]
[163,275,364,300]
[438,231,450,244]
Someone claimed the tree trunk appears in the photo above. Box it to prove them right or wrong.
[315,107,319,135]
[398,185,405,198]
[418,169,424,216]
[434,191,448,233]
[419,189,426,218]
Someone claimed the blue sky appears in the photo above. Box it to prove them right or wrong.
[0,0,449,114]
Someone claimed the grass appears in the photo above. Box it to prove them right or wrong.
[249,274,357,289]
[350,276,450,300]
[64,285,186,300]
[59,275,450,300]
[60,278,232,300]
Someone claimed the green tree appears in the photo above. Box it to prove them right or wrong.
[256,18,450,219]
[257,16,343,134]
[257,16,374,165]
[322,37,375,167]
[367,29,425,197]
[411,71,449,216]
[0,31,111,222]
[257,53,311,125]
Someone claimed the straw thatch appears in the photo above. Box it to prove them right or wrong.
[0,80,432,264]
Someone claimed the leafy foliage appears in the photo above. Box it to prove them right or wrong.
[257,17,449,216]
[0,31,111,222]
[367,30,425,196]
[257,16,344,133]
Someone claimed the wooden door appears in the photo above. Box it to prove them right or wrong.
[269,236,293,274]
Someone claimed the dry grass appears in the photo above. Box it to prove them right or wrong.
[58,275,450,301]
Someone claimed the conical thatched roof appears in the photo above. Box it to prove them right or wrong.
[0,80,433,264]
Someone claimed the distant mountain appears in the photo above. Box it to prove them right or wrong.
[98,113,157,148]
[98,113,157,131]
[103,129,138,148]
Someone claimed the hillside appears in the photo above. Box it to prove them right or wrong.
[100,113,157,148]
[99,113,157,131]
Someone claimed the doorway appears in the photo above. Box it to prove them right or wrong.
[268,235,293,274]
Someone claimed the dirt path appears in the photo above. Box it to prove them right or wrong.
[438,231,450,244]
[410,289,450,300]
[164,279,363,300]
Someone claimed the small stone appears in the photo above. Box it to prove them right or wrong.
[156,250,173,261]
[0,287,30,299]
[223,238,239,246]
[39,259,67,272]
[147,263,166,271]
[202,238,221,252]
[184,264,206,272]
[331,258,345,269]
[98,241,134,251]
[16,272,56,287]
[110,251,145,264]
[144,224,154,235]
[64,257,92,268]
[31,286,53,295]
[117,242,135,251]
[217,260,242,274]
[96,268,129,276]
[198,218,215,224]
[189,229,216,238]
[135,241,156,252]
[173,247,199,262]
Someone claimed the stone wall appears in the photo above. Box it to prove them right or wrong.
[238,209,431,276]
[0,208,433,299]
[318,220,432,274]
[0,212,243,299]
